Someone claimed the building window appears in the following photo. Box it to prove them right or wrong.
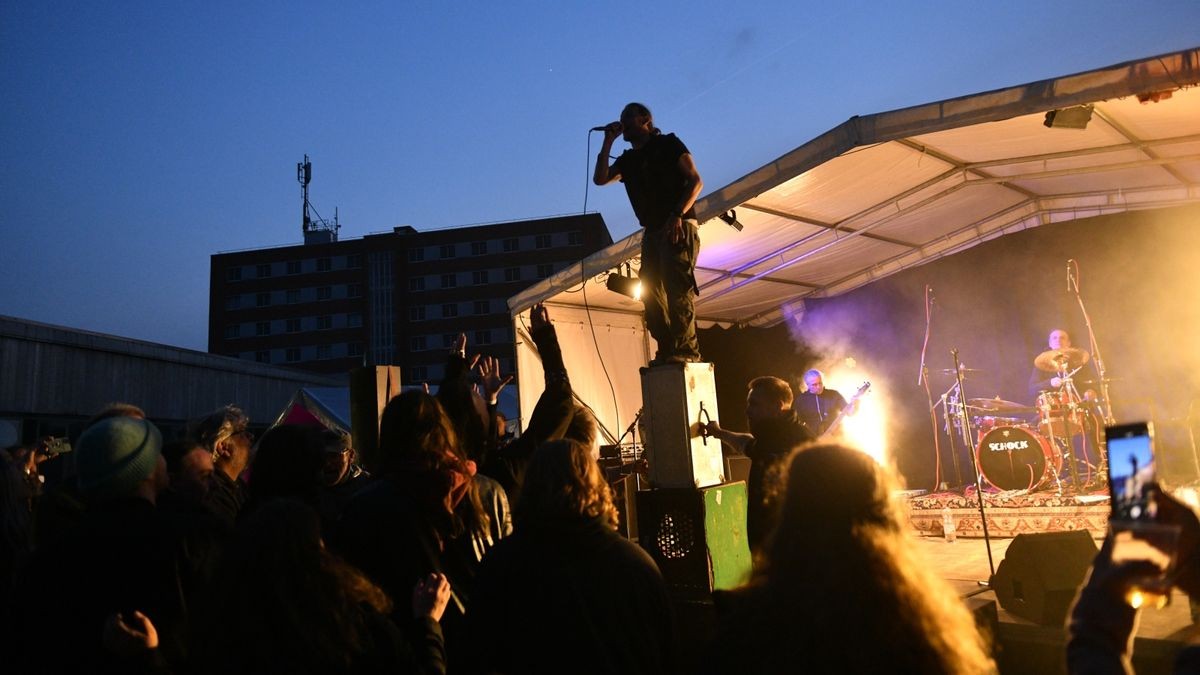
[470,241,487,256]
[442,334,457,348]
[256,292,271,307]
[347,283,363,298]
[256,263,272,278]
[347,254,363,268]
[226,267,242,282]
[408,247,425,262]
[536,263,553,279]
[411,336,427,351]
[409,277,426,292]
[255,350,270,363]
[286,289,301,304]
[347,342,363,357]
[316,344,332,360]
[224,325,240,339]
[440,273,457,289]
[255,321,271,336]
[442,303,458,318]
[286,260,302,275]
[410,306,426,321]
[226,295,242,310]
[317,257,332,272]
[286,318,301,333]
[285,348,301,362]
[439,244,455,259]
[347,312,363,328]
[410,366,428,382]
[535,234,552,249]
[568,230,582,246]
[504,267,521,282]
[317,315,333,330]
[503,237,519,252]
[317,286,332,301]
[475,329,492,345]
[473,300,489,315]
[472,270,488,285]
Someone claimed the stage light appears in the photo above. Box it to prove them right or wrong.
[606,272,642,301]
[1043,104,1093,130]
[718,209,744,232]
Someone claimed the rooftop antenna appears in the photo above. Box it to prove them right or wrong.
[298,154,313,235]
[296,154,340,244]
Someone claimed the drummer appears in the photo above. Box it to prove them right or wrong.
[1028,328,1073,397]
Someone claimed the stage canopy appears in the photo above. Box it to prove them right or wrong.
[508,48,1200,440]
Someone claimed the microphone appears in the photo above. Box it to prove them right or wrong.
[590,126,607,132]
[1066,261,1071,292]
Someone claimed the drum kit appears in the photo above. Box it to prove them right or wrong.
[937,347,1108,494]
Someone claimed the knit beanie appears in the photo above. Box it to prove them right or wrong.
[76,416,163,501]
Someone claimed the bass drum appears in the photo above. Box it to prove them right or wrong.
[976,425,1060,491]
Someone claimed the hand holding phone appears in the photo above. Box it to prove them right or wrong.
[1106,421,1178,608]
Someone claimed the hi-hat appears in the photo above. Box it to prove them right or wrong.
[967,397,1037,413]
[1034,348,1090,372]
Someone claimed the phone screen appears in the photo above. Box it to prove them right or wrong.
[1104,421,1179,607]
[1106,422,1155,522]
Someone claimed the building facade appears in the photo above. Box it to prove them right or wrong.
[208,213,612,383]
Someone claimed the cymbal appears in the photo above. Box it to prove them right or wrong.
[1034,347,1090,372]
[939,367,985,375]
[968,397,1036,413]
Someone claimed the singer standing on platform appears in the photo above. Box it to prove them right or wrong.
[594,102,704,364]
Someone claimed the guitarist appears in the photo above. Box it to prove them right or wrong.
[703,376,813,552]
[794,369,857,437]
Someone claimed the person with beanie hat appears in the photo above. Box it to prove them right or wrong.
[12,415,189,674]
[77,416,167,504]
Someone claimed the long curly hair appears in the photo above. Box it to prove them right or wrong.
[723,443,994,674]
[195,499,391,674]
[516,440,618,530]
[377,390,490,538]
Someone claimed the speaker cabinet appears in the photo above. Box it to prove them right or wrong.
[350,365,402,472]
[636,482,752,602]
[993,530,1098,626]
[640,362,724,488]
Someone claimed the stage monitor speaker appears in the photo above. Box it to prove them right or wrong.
[640,362,724,488]
[636,482,751,602]
[993,530,1097,626]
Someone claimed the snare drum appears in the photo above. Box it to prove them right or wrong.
[976,425,1060,491]
[1036,390,1086,437]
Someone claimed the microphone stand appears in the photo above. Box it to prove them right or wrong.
[1068,260,1112,481]
[917,285,944,489]
[953,348,996,582]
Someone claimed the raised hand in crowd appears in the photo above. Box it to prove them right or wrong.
[103,610,159,655]
[530,302,550,330]
[477,355,513,406]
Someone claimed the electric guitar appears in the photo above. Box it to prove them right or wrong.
[819,381,871,438]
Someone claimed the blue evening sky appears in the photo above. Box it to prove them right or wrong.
[2,1,1197,350]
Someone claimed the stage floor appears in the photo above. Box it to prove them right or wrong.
[916,535,1199,673]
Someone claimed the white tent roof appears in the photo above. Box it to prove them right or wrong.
[511,47,1200,326]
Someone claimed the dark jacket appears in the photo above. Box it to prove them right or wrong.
[467,515,677,675]
[14,497,192,674]
[745,411,813,548]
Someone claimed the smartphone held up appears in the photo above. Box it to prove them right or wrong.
[1106,421,1179,609]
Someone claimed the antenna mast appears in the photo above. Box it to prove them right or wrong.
[296,155,340,244]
